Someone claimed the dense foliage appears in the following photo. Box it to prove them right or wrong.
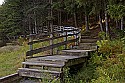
[55,35,125,83]
[0,0,24,40]
[0,0,125,41]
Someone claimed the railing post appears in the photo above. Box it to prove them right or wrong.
[73,30,77,46]
[26,34,33,66]
[76,30,79,46]
[29,34,33,52]
[50,33,53,55]
[74,29,81,46]
[78,29,81,45]
[64,31,67,49]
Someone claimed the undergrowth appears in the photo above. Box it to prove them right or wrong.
[43,32,125,83]
[1,31,125,83]
[29,33,125,83]
[0,45,28,77]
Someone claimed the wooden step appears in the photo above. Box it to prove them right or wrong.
[80,39,97,43]
[81,31,91,36]
[62,49,95,55]
[79,45,97,50]
[32,55,81,61]
[78,42,97,50]
[28,66,62,72]
[81,36,91,39]
[62,49,96,53]
[26,55,68,64]
[18,68,62,79]
[79,43,97,49]
[81,35,98,39]
[26,59,65,65]
[61,50,88,56]
[22,62,65,68]
[79,43,97,46]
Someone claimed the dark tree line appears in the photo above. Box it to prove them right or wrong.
[0,0,125,40]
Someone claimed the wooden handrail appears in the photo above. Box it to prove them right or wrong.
[26,26,81,58]
[28,31,80,45]
[28,29,79,38]
[26,37,79,56]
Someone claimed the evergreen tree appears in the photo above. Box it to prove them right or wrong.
[108,0,125,30]
[76,0,93,31]
[0,0,23,40]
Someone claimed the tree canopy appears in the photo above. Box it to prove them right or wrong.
[0,0,125,40]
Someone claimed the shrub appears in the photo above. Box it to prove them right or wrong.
[97,39,123,57]
[91,53,125,83]
[17,36,28,46]
[110,40,123,54]
[96,40,111,56]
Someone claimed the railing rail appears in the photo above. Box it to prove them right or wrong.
[28,29,80,45]
[26,26,81,58]
[26,38,79,57]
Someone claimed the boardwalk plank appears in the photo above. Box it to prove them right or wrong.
[22,62,64,67]
[18,68,62,79]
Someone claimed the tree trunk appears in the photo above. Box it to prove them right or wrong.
[99,13,103,31]
[34,11,37,34]
[105,10,108,35]
[80,13,82,24]
[33,0,37,34]
[57,11,61,26]
[85,14,89,31]
[74,12,77,27]
[58,12,59,25]
[59,11,62,26]
[29,16,32,34]
[66,13,68,23]
[85,4,89,32]
[116,20,119,29]
[121,17,123,30]
[50,0,53,55]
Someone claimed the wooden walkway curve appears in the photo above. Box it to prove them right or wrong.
[17,26,98,82]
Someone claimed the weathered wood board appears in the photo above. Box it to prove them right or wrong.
[19,54,89,78]
[62,49,96,53]
[18,68,62,79]
[22,62,64,67]
[61,49,96,56]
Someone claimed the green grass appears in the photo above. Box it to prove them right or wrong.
[0,45,28,77]
[0,41,51,77]
[0,40,65,77]
[0,36,75,77]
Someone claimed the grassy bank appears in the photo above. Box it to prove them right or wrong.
[0,38,68,77]
[0,45,28,77]
[0,41,52,77]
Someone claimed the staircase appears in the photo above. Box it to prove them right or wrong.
[79,35,98,50]
[18,56,64,79]
[18,32,98,81]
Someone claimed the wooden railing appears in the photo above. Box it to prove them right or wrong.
[26,26,81,58]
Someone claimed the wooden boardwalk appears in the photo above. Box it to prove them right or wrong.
[17,27,98,82]
[18,51,92,79]
[0,26,99,83]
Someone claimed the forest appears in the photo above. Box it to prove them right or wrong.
[0,0,124,41]
[0,0,125,83]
